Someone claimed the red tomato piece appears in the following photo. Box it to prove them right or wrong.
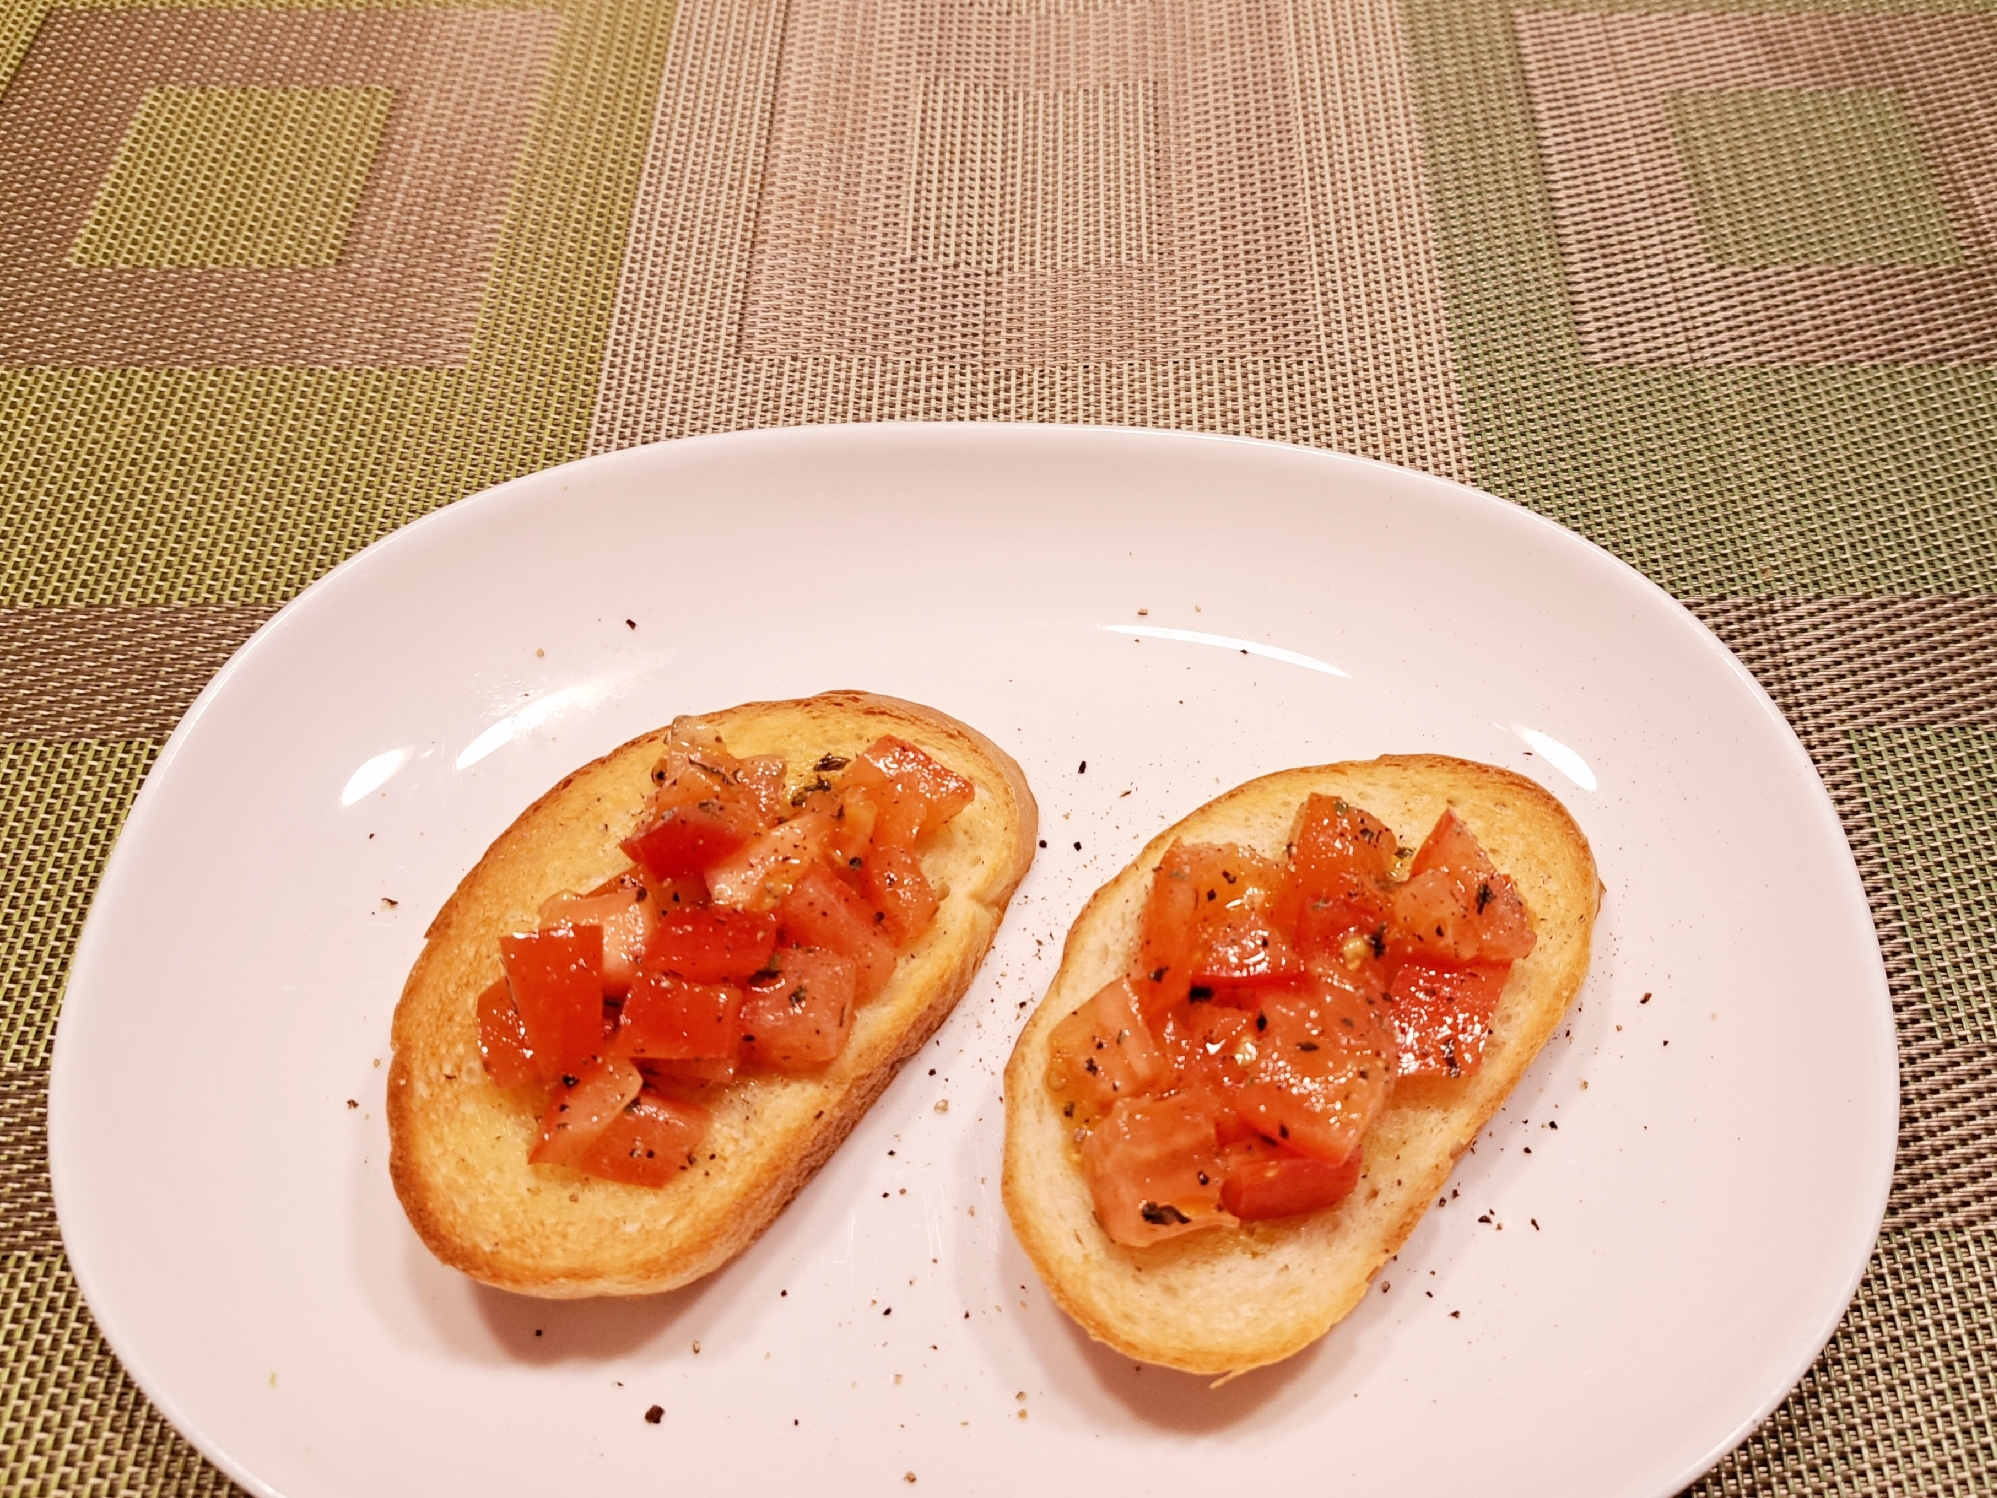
[1232,970,1395,1163]
[1153,1001,1255,1099]
[740,947,856,1074]
[1222,1147,1363,1220]
[704,812,836,911]
[529,1057,643,1167]
[499,924,607,1080]
[622,797,767,883]
[538,885,658,998]
[1045,977,1168,1125]
[1130,842,1201,1016]
[614,973,744,1060]
[639,1054,739,1088]
[1079,1093,1234,1247]
[1388,960,1509,1077]
[642,906,778,983]
[475,977,539,1088]
[1388,810,1536,965]
[576,1089,711,1187]
[857,736,975,842]
[864,841,938,945]
[775,864,897,998]
[1174,843,1305,994]
[1273,795,1398,959]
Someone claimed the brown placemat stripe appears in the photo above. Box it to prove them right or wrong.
[0,607,273,742]
[1,1070,56,1257]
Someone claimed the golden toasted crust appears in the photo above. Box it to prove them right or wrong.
[1001,755,1597,1375]
[389,691,1037,1297]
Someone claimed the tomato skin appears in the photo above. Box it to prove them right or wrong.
[622,797,768,884]
[1222,1148,1363,1220]
[704,812,836,912]
[775,864,896,998]
[538,887,658,997]
[1045,978,1168,1125]
[1388,960,1509,1077]
[1232,971,1395,1164]
[499,924,607,1080]
[1388,810,1536,964]
[642,906,778,983]
[476,978,540,1088]
[865,842,938,945]
[577,1089,710,1187]
[614,973,744,1060]
[529,1057,643,1167]
[1080,1092,1235,1247]
[740,947,856,1074]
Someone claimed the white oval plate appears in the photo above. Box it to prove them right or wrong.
[50,424,1893,1498]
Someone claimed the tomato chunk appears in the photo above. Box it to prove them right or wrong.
[642,906,778,983]
[1131,843,1201,1015]
[1388,960,1509,1077]
[1222,1147,1363,1220]
[1080,1093,1234,1247]
[622,797,769,884]
[740,947,856,1074]
[1388,809,1536,964]
[864,842,938,945]
[1232,971,1395,1164]
[1274,795,1397,959]
[577,1089,710,1187]
[539,885,658,997]
[704,812,836,911]
[639,1055,739,1088]
[1176,843,1305,993]
[499,924,606,1080]
[1045,977,1168,1125]
[475,977,539,1088]
[857,736,975,843]
[529,1057,643,1167]
[615,973,744,1060]
[775,864,896,998]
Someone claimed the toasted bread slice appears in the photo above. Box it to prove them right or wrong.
[390,691,1037,1297]
[1002,755,1596,1375]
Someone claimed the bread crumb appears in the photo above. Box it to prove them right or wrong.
[934,1099,949,1112]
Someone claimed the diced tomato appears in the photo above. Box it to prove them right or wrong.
[857,736,975,842]
[740,947,856,1074]
[1131,843,1200,1015]
[704,811,836,911]
[538,885,658,997]
[576,1089,711,1187]
[1388,810,1536,964]
[1388,960,1509,1077]
[1222,1147,1363,1220]
[776,864,897,998]
[1045,977,1168,1125]
[642,906,778,983]
[475,977,539,1088]
[640,1054,739,1088]
[1273,795,1398,959]
[622,797,767,883]
[1080,1093,1234,1247]
[529,1056,643,1167]
[1152,1000,1254,1099]
[865,842,937,945]
[614,973,744,1060]
[1232,970,1395,1163]
[1172,843,1305,994]
[499,924,607,1080]
[735,756,787,822]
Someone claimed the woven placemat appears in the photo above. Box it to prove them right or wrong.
[3,0,1993,1491]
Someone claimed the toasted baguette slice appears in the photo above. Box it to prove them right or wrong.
[390,691,1036,1297]
[1002,755,1596,1375]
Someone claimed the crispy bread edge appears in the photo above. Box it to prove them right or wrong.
[388,691,1037,1298]
[1000,755,1597,1375]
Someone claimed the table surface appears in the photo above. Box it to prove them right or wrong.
[2,0,1992,1493]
